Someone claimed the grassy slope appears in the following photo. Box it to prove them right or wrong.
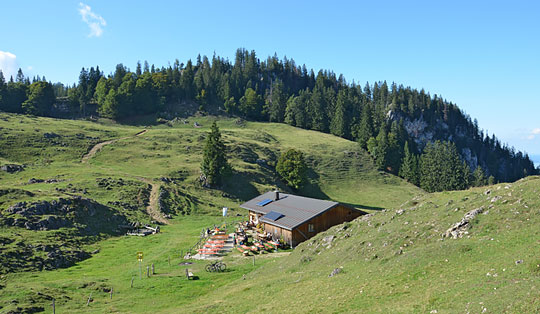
[190,177,540,313]
[0,113,420,313]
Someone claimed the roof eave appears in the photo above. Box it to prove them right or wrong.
[260,219,293,231]
[240,204,267,214]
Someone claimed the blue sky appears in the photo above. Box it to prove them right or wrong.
[1,0,539,159]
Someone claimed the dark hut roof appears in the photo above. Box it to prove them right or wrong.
[240,191,348,230]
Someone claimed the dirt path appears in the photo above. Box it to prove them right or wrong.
[80,129,168,224]
[138,177,168,225]
[81,129,148,163]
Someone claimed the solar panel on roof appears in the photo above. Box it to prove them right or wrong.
[256,199,273,206]
[264,211,283,221]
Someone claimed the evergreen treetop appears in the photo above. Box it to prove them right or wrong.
[200,121,229,187]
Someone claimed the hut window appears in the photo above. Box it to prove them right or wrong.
[308,224,315,232]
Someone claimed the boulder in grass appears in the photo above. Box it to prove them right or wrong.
[328,267,343,277]
[0,164,24,173]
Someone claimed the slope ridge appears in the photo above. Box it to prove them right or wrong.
[189,176,540,313]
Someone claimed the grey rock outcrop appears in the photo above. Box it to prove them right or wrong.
[444,206,484,239]
[0,164,24,173]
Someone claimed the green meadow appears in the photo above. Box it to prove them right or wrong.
[0,113,420,313]
[3,112,537,313]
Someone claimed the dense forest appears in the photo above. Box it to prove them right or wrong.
[0,49,536,191]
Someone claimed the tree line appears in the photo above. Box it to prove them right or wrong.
[0,49,536,191]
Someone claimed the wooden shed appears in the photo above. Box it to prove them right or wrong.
[240,191,365,247]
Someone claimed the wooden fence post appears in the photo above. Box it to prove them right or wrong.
[110,287,113,299]
[86,292,92,306]
[146,266,150,278]
[252,256,255,266]
[152,263,155,275]
[131,276,134,288]
[52,298,55,314]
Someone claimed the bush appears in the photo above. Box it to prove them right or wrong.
[276,149,307,190]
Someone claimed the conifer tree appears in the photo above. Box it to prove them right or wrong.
[265,80,287,122]
[0,71,6,110]
[420,141,468,192]
[21,81,55,116]
[200,121,229,187]
[357,103,374,149]
[462,161,472,188]
[399,141,419,185]
[372,125,389,170]
[473,166,487,187]
[330,89,348,138]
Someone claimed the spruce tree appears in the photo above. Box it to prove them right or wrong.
[200,121,229,187]
[462,161,472,189]
[357,103,374,149]
[473,166,487,187]
[330,89,348,138]
[21,81,55,116]
[420,141,468,192]
[399,141,419,185]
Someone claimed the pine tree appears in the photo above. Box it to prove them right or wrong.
[21,81,55,116]
[308,87,327,132]
[399,141,419,185]
[16,68,25,83]
[372,125,389,170]
[462,161,472,188]
[473,166,487,187]
[0,71,6,110]
[420,141,468,192]
[357,102,374,149]
[200,121,229,187]
[330,89,348,138]
[265,80,287,122]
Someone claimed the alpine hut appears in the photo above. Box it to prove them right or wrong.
[240,191,364,247]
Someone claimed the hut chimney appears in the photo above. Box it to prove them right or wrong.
[274,190,280,201]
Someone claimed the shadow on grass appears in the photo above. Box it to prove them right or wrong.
[222,170,260,202]
[298,168,330,200]
[342,202,384,211]
[117,113,160,127]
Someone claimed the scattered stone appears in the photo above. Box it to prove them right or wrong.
[27,178,44,184]
[515,259,524,265]
[491,196,502,203]
[444,206,484,239]
[43,132,60,138]
[483,189,491,195]
[328,267,343,277]
[24,216,70,231]
[0,164,24,173]
[160,177,172,183]
[322,235,334,247]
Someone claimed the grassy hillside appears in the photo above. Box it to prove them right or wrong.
[189,176,540,313]
[0,112,421,313]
